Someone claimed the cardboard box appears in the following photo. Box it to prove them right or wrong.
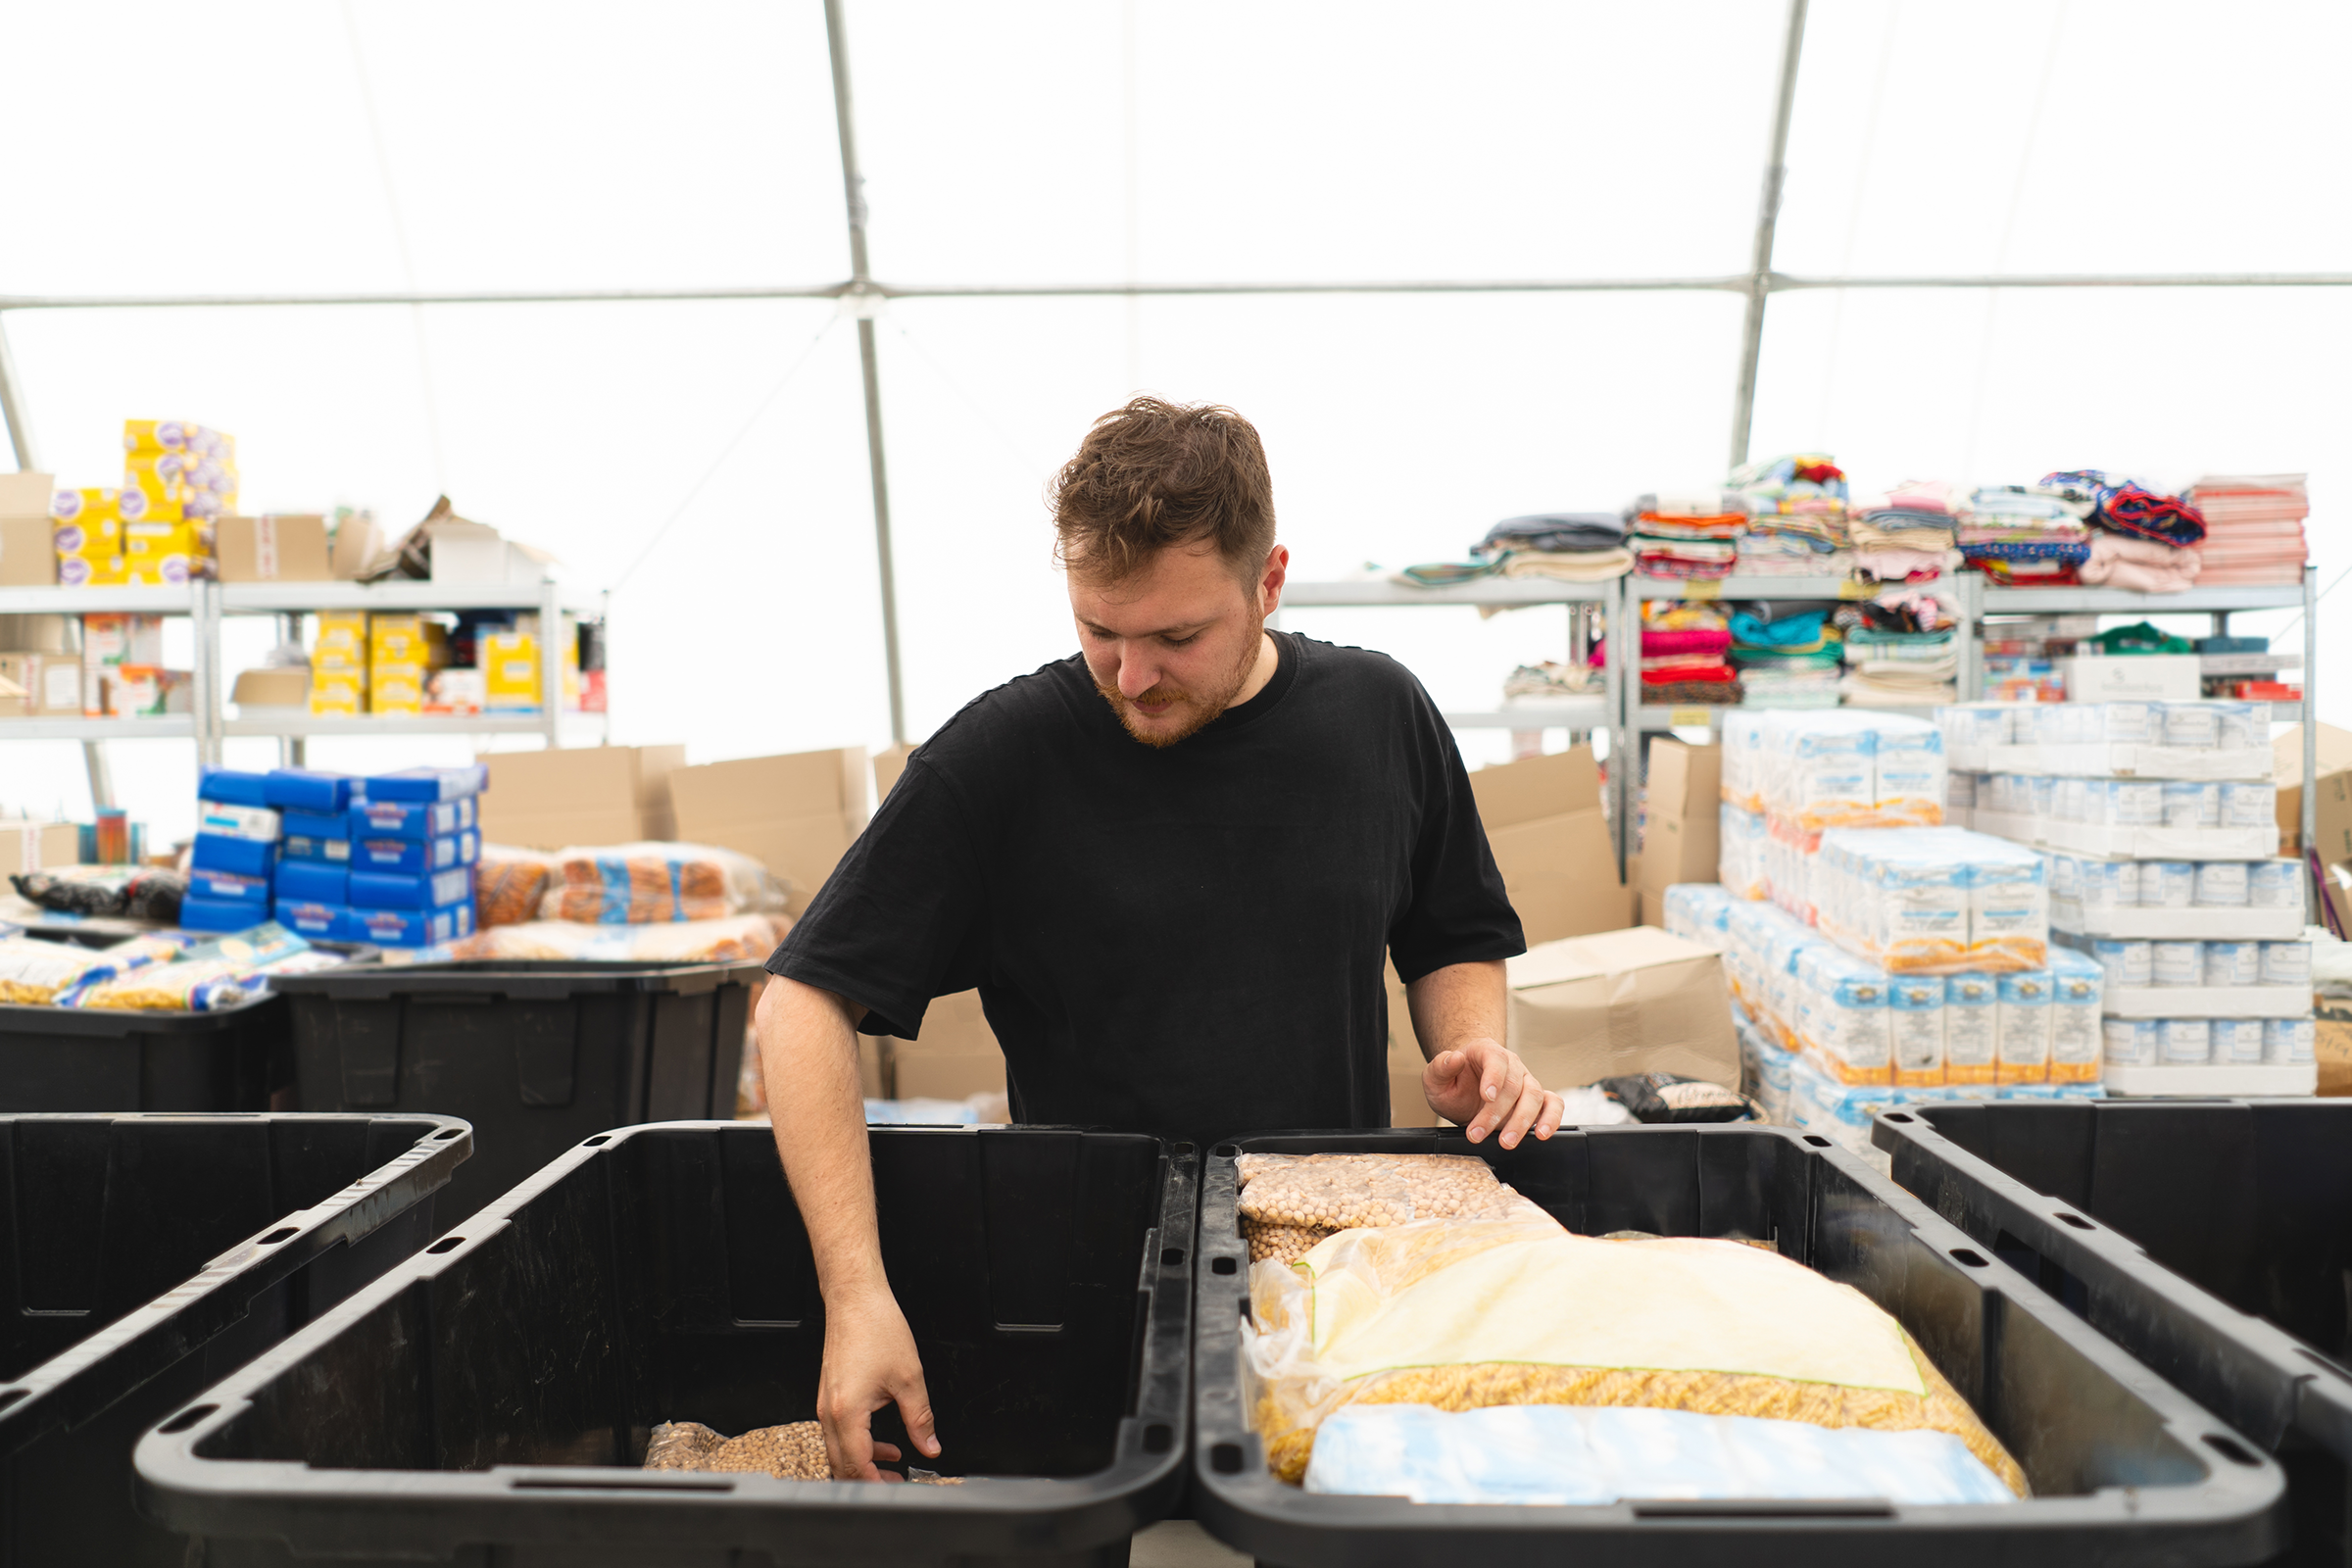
[232,666,310,709]
[0,613,71,654]
[1469,746,1633,945]
[371,671,424,716]
[330,513,384,580]
[1384,960,1439,1128]
[313,611,368,669]
[103,665,192,717]
[0,821,78,878]
[1638,738,1724,908]
[2061,655,2203,703]
[477,744,684,849]
[0,471,53,515]
[2314,997,2352,1098]
[81,613,164,715]
[1504,925,1740,1090]
[0,516,55,586]
[0,653,83,716]
[310,669,367,716]
[215,514,333,583]
[873,743,915,802]
[668,748,870,914]
[482,630,540,709]
[2274,723,2352,856]
[888,989,1005,1101]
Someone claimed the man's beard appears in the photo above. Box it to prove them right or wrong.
[1094,630,1262,749]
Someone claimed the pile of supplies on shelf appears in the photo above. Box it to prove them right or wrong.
[1393,512,1633,587]
[1836,593,1957,707]
[1236,1151,2026,1506]
[1934,699,2316,1093]
[1597,600,1740,706]
[1988,471,2208,593]
[2184,473,2309,587]
[191,765,487,949]
[1727,453,1852,577]
[1624,489,1745,582]
[1726,605,1841,709]
[39,420,237,589]
[1955,484,2092,585]
[1848,480,1959,587]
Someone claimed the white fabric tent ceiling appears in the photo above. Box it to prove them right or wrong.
[2,0,2346,838]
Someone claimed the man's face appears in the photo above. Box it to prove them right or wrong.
[1069,542,1287,748]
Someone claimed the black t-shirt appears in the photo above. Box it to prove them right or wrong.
[766,631,1524,1144]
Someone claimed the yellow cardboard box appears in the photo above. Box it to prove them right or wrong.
[52,515,122,559]
[122,419,201,455]
[482,630,540,709]
[123,520,199,560]
[57,556,129,588]
[368,614,432,666]
[309,668,367,716]
[312,611,368,669]
[122,453,193,507]
[371,670,424,716]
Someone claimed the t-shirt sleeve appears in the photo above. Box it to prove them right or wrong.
[764,759,988,1038]
[1386,683,1527,983]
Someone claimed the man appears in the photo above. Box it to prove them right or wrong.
[758,396,1565,1482]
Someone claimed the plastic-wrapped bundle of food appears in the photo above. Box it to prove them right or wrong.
[1660,883,1733,951]
[474,847,554,928]
[537,842,785,925]
[1243,1218,2028,1496]
[1813,827,2046,974]
[10,865,186,922]
[642,1419,961,1484]
[0,937,126,1003]
[411,912,788,965]
[1235,1153,1549,1265]
[71,957,253,1011]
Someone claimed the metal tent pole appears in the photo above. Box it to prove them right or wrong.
[1728,0,1810,472]
[823,0,906,749]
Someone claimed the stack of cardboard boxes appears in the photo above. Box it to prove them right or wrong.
[310,612,368,717]
[1633,738,1724,927]
[1465,746,1632,944]
[368,615,446,718]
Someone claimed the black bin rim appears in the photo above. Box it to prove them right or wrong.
[0,1111,471,1453]
[1874,1098,2352,1463]
[1189,1124,2286,1568]
[0,993,283,1037]
[267,957,766,1002]
[132,1119,1199,1560]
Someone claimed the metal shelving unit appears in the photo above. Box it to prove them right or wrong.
[0,576,611,795]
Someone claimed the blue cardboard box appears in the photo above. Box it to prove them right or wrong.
[361,764,488,804]
[282,834,353,864]
[350,796,475,841]
[274,859,351,906]
[347,866,473,910]
[188,867,270,905]
[274,900,348,940]
[346,902,475,948]
[196,769,272,808]
[262,769,356,812]
[191,834,276,879]
[178,894,270,934]
[280,808,351,841]
[351,829,480,876]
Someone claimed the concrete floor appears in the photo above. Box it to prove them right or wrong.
[1130,1520,1253,1568]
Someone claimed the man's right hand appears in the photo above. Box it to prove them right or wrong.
[815,1285,941,1482]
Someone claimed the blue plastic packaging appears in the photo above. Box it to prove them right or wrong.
[274,859,351,906]
[280,808,352,841]
[282,834,353,864]
[348,866,473,910]
[261,769,356,812]
[191,834,276,879]
[360,764,488,804]
[177,895,272,934]
[197,769,272,808]
[351,796,475,841]
[351,830,480,876]
[188,868,270,906]
[346,902,475,948]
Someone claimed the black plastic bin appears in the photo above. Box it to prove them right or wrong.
[1192,1126,2287,1568]
[134,1121,1197,1567]
[0,1111,470,1568]
[0,996,292,1111]
[1876,1099,2352,1567]
[271,959,760,1226]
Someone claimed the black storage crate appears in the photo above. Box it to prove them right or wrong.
[1193,1126,2287,1568]
[0,1112,469,1568]
[1877,1099,2352,1566]
[271,959,760,1225]
[135,1121,1197,1567]
[0,996,291,1111]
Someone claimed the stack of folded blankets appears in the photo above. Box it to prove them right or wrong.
[2037,469,2205,593]
[1848,480,1959,584]
[1728,453,1853,577]
[1727,607,1842,709]
[1836,599,1956,707]
[1473,513,1633,582]
[1956,485,2091,586]
[2184,473,2308,587]
[1625,491,1746,582]
[1593,603,1741,705]
[1501,661,1601,700]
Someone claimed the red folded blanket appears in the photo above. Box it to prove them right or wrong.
[1641,627,1734,657]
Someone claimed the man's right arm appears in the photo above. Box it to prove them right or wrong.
[757,975,942,1480]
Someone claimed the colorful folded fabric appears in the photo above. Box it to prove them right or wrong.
[2078,531,2201,593]
[1641,626,1734,658]
[1497,548,1633,582]
[1628,490,1751,519]
[2183,473,2304,585]
[1474,514,1627,557]
[2039,469,2207,547]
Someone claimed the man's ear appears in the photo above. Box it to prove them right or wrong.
[1257,544,1290,616]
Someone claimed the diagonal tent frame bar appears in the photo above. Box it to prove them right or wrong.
[1730,0,1810,472]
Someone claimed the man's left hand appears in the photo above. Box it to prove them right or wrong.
[1422,1037,1564,1149]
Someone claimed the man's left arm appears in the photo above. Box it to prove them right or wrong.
[1404,959,1563,1149]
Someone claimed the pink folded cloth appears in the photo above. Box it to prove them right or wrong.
[1885,478,1959,514]
[1853,546,1950,582]
[1640,627,1734,658]
[2079,531,2202,593]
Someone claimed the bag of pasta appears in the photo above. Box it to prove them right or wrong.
[0,937,123,1004]
[1235,1152,1550,1265]
[536,843,785,925]
[1242,1218,2027,1498]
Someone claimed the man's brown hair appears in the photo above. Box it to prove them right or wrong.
[1051,397,1276,585]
